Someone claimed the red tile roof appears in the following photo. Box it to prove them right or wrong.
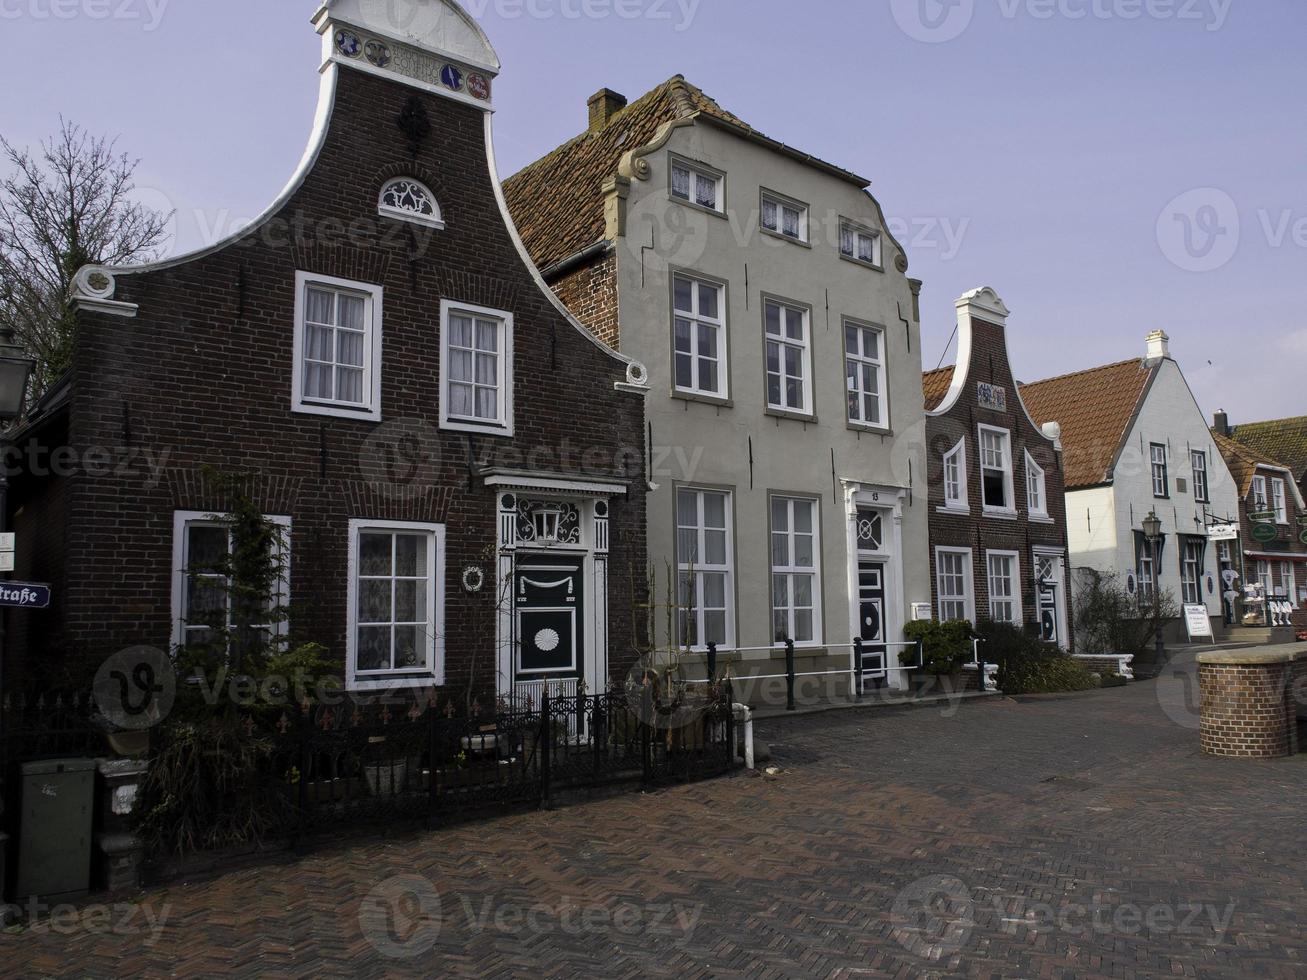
[1228,415,1307,484]
[1018,359,1157,490]
[922,366,954,412]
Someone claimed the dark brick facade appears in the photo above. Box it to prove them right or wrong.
[9,65,647,695]
[548,252,620,350]
[925,315,1073,647]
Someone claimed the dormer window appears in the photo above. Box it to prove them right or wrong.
[378,178,444,230]
[839,219,882,268]
[670,156,724,213]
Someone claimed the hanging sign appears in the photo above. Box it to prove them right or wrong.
[1208,522,1239,542]
[1251,523,1278,544]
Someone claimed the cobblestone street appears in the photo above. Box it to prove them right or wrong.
[5,654,1306,978]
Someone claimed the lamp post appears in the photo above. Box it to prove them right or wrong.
[0,329,37,714]
[1142,510,1166,665]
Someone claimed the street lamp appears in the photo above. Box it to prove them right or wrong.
[1142,510,1166,665]
[0,329,36,713]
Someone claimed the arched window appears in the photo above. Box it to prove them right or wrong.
[377,178,443,229]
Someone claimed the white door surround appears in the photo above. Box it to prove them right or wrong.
[844,482,909,691]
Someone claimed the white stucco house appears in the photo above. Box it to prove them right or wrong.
[1021,331,1241,635]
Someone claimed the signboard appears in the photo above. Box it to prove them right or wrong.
[1299,527,1307,546]
[1208,522,1240,542]
[911,602,933,622]
[0,533,14,552]
[977,383,1007,412]
[0,583,51,609]
[0,553,13,573]
[1251,523,1278,544]
[1184,604,1214,641]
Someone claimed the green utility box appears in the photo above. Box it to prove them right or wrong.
[15,759,96,902]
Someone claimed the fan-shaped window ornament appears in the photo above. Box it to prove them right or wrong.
[378,178,444,230]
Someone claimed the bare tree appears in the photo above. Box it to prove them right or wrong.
[0,117,172,392]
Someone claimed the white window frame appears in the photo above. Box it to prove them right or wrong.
[941,438,968,513]
[1251,475,1269,511]
[1150,443,1169,498]
[986,550,1022,625]
[1025,450,1048,519]
[675,488,736,651]
[171,511,291,651]
[1190,450,1209,504]
[671,274,728,399]
[347,519,446,692]
[770,495,822,647]
[844,319,888,430]
[764,297,814,416]
[978,424,1016,516]
[669,156,724,214]
[291,272,384,421]
[839,218,883,268]
[1180,538,1204,606]
[1281,561,1297,608]
[936,547,975,624]
[1138,537,1157,602]
[1272,478,1288,524]
[760,189,809,243]
[439,299,514,436]
[377,177,444,230]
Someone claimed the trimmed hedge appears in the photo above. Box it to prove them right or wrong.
[978,622,1098,695]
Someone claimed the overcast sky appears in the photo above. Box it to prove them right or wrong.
[5,0,1303,424]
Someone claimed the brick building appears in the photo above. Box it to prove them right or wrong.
[922,288,1072,648]
[5,0,650,704]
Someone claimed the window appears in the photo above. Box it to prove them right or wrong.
[1150,444,1169,498]
[1191,450,1209,503]
[1135,531,1166,603]
[1272,478,1288,523]
[347,520,445,691]
[672,275,726,398]
[844,321,887,428]
[172,512,291,651]
[936,548,973,623]
[676,489,734,649]
[764,299,812,415]
[761,191,808,243]
[839,219,882,267]
[1251,475,1269,511]
[942,438,967,511]
[377,177,443,230]
[670,158,722,212]
[978,426,1014,513]
[1257,560,1273,599]
[1025,451,1048,518]
[771,496,821,644]
[1282,562,1297,607]
[1180,537,1205,605]
[439,300,513,435]
[986,552,1021,624]
[292,272,383,420]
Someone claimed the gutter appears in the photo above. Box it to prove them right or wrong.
[538,240,613,283]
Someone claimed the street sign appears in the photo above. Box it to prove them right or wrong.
[1251,523,1278,544]
[0,583,51,609]
[1184,604,1214,642]
[1208,522,1239,542]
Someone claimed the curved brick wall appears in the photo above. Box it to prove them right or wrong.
[1198,651,1304,758]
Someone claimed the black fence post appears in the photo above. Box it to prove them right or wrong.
[427,697,439,826]
[539,690,551,808]
[725,678,736,770]
[295,702,310,850]
[785,638,797,711]
[854,637,864,701]
[707,642,718,686]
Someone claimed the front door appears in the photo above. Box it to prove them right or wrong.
[514,557,585,683]
[1036,555,1062,646]
[856,560,888,685]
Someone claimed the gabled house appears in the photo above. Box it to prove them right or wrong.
[504,77,931,699]
[6,0,651,704]
[923,288,1072,649]
[1211,429,1306,630]
[1020,331,1240,637]
[1217,413,1307,500]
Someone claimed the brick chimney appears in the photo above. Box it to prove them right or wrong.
[587,88,628,133]
[1213,410,1230,436]
[1145,329,1171,361]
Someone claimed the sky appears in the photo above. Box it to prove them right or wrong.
[3,0,1303,425]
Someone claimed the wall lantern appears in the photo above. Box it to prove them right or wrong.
[533,503,564,546]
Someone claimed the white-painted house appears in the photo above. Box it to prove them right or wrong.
[1021,331,1241,634]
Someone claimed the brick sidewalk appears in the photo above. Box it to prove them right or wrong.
[4,660,1306,978]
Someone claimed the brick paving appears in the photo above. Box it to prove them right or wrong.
[4,653,1307,978]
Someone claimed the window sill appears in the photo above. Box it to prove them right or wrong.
[349,674,440,693]
[293,402,381,423]
[440,417,514,438]
[668,194,727,220]
[937,504,971,516]
[766,407,817,425]
[982,508,1020,521]
[839,253,885,273]
[379,209,445,231]
[1029,514,1055,525]
[671,389,733,409]
[760,228,812,249]
[848,421,892,436]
